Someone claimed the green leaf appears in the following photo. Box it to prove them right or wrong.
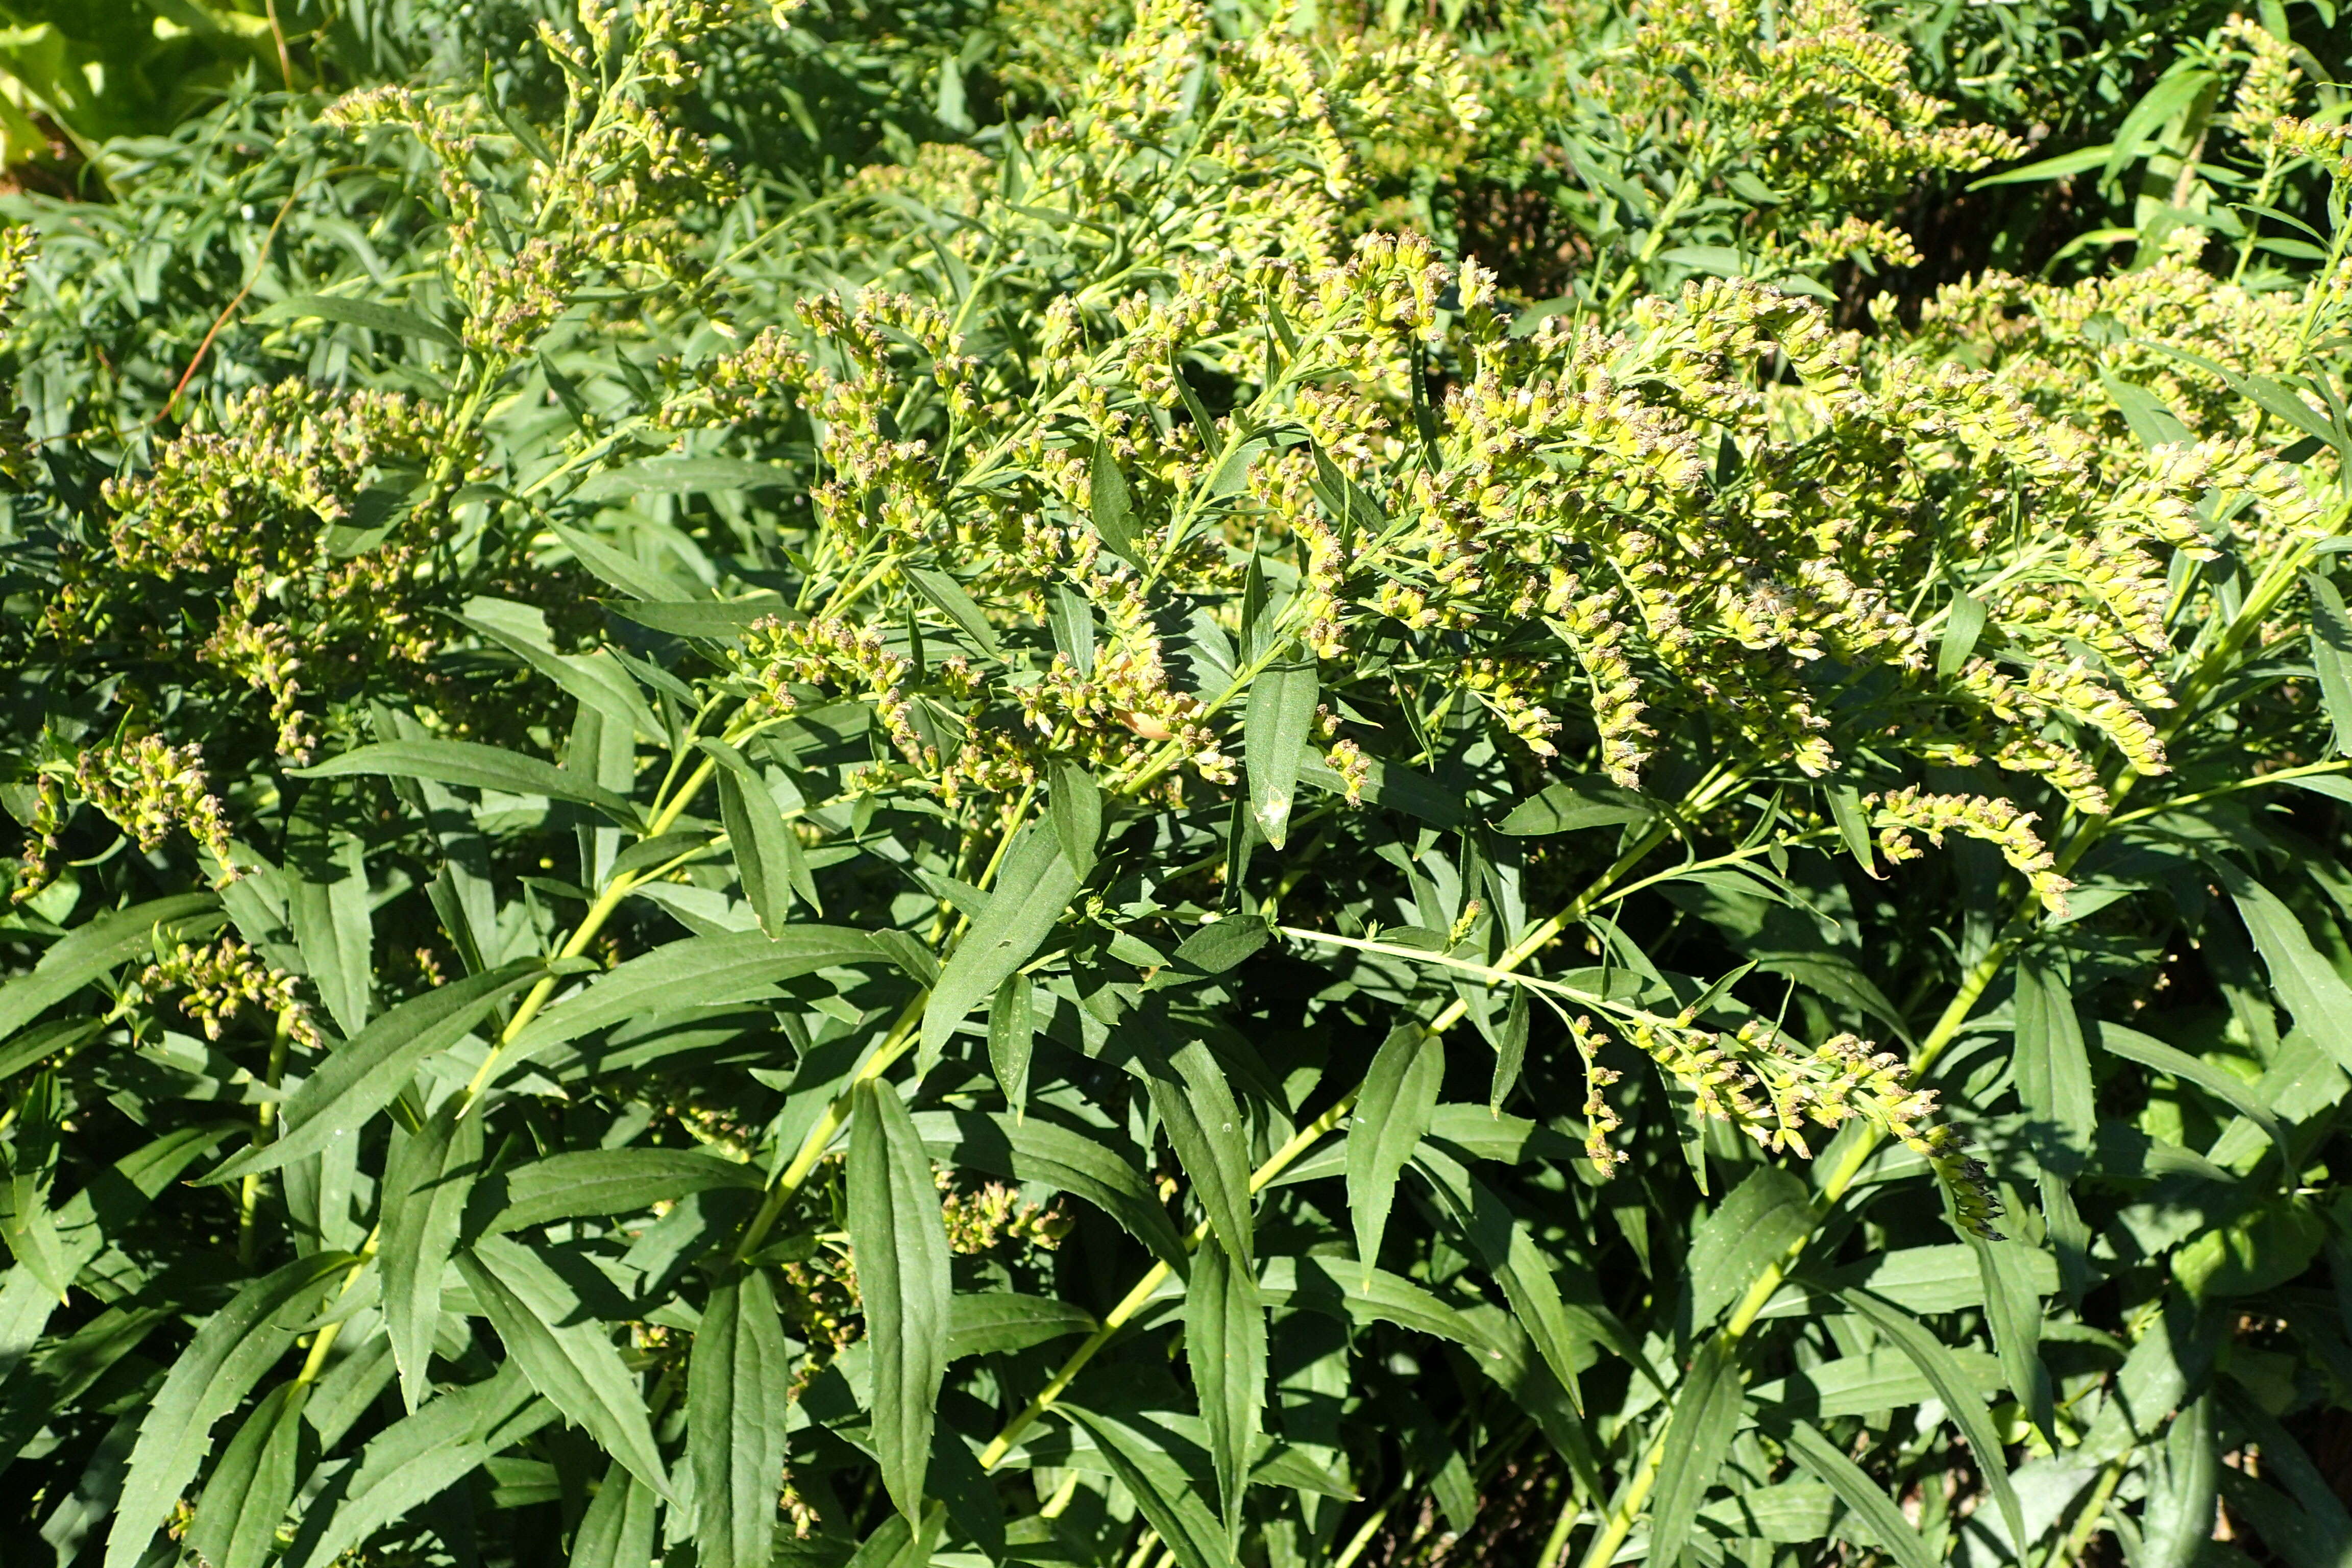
[2101,64,2214,184]
[1686,1167,1812,1329]
[456,1234,673,1500]
[1135,1017,1256,1270]
[905,566,1006,660]
[1186,1238,1265,1538]
[206,958,548,1186]
[507,929,884,1077]
[1050,760,1102,880]
[1244,657,1318,848]
[943,1291,1095,1360]
[703,738,802,936]
[382,1094,484,1411]
[0,1073,69,1300]
[1166,916,1270,981]
[1411,1148,1588,1411]
[461,597,664,742]
[921,825,1080,1062]
[2223,867,2352,1075]
[688,1270,794,1568]
[1966,142,2113,188]
[1064,1407,1229,1568]
[1647,1336,1746,1568]
[1346,1023,1442,1284]
[911,1110,1187,1266]
[847,1079,952,1520]
[2140,1395,2217,1568]
[2095,1019,2291,1170]
[0,894,219,1047]
[1825,783,1875,876]
[295,739,641,825]
[1973,1236,2055,1446]
[1938,590,1987,677]
[259,292,463,348]
[188,1380,309,1568]
[2013,952,2095,1170]
[1088,444,1142,565]
[605,598,791,639]
[282,1364,553,1568]
[2306,573,2352,755]
[570,1460,660,1568]
[476,1147,764,1234]
[575,456,793,500]
[287,823,373,1037]
[2098,370,2196,449]
[106,1252,351,1568]
[1781,1420,1938,1568]
[987,972,1035,1120]
[1840,1288,2026,1550]
[1497,777,1651,836]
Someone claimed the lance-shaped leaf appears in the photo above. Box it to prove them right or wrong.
[188,1381,309,1568]
[503,928,882,1076]
[1088,443,1142,566]
[688,1270,794,1568]
[0,1072,69,1299]
[911,1109,1186,1265]
[921,825,1080,1061]
[1345,1023,1442,1283]
[2012,952,2094,1171]
[282,1363,553,1568]
[1187,1236,1265,1540]
[295,738,642,825]
[1973,1235,2055,1446]
[1412,1147,1586,1410]
[2095,1019,2291,1170]
[572,1460,662,1568]
[0,893,218,1046]
[2307,573,2352,754]
[1064,1407,1228,1568]
[1134,1018,1256,1270]
[1841,1287,2026,1549]
[987,972,1035,1121]
[382,1094,484,1410]
[456,1234,671,1500]
[106,1252,351,1568]
[1648,1336,1746,1568]
[460,596,663,741]
[1050,759,1102,880]
[1244,656,1317,848]
[943,1291,1096,1361]
[207,958,547,1186]
[287,822,373,1037]
[2223,866,2352,1073]
[1782,1419,1938,1568]
[847,1079,952,1520]
[701,737,804,935]
[474,1147,764,1234]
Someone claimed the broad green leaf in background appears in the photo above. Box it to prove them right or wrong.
[2140,1395,2218,1568]
[1051,759,1103,880]
[943,1292,1096,1361]
[2224,866,2352,1073]
[570,1460,661,1568]
[1972,1235,2055,1444]
[705,737,803,935]
[688,1270,794,1568]
[1186,1236,1266,1539]
[847,1079,952,1521]
[1346,1022,1443,1284]
[1685,1167,1811,1329]
[295,738,643,825]
[1496,776,1651,836]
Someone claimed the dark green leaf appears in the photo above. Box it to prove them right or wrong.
[847,1079,951,1520]
[382,1094,484,1410]
[688,1270,793,1568]
[944,1291,1095,1360]
[987,972,1035,1120]
[1244,657,1318,849]
[1186,1237,1265,1537]
[0,894,219,1047]
[922,825,1080,1062]
[189,1381,309,1568]
[295,739,641,825]
[1497,777,1651,836]
[2013,952,2095,1170]
[1135,1019,1256,1270]
[1782,1420,1938,1568]
[1841,1288,2026,1549]
[1648,1336,1746,1568]
[456,1235,672,1500]
[476,1147,764,1233]
[1346,1023,1442,1284]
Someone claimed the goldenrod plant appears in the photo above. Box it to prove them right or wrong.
[1,2,2350,1566]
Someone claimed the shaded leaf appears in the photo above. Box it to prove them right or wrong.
[847,1080,951,1520]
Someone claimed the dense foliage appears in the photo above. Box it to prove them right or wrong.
[3,2,2352,1566]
